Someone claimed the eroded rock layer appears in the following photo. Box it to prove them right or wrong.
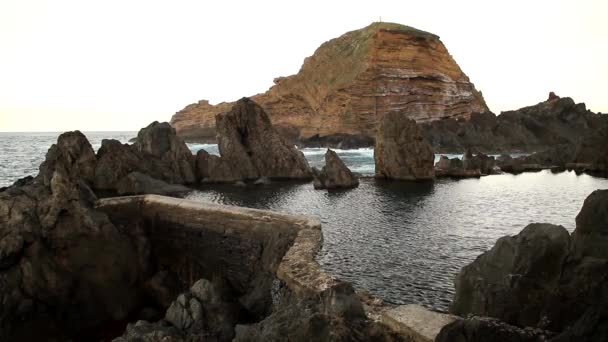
[170,22,487,142]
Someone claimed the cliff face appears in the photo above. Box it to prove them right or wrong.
[170,22,488,142]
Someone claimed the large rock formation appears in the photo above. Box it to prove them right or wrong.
[171,22,488,144]
[202,98,312,182]
[313,149,359,189]
[94,121,196,192]
[423,95,608,154]
[0,132,145,340]
[450,190,608,338]
[374,112,435,180]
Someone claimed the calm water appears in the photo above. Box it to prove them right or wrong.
[3,134,608,311]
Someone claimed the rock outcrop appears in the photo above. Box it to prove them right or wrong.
[423,95,608,154]
[171,22,488,144]
[313,149,359,189]
[201,98,311,182]
[375,112,435,180]
[116,172,191,196]
[450,190,608,338]
[94,121,196,191]
[0,132,145,340]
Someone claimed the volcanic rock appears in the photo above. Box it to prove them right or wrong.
[451,190,608,335]
[116,172,191,196]
[133,121,196,184]
[462,149,496,175]
[423,96,608,154]
[436,316,550,342]
[214,98,311,180]
[94,122,197,192]
[313,149,359,189]
[94,139,144,190]
[195,149,242,183]
[451,223,571,328]
[0,131,143,340]
[171,22,488,144]
[435,156,480,178]
[375,112,435,180]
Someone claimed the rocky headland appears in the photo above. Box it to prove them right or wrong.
[170,22,488,147]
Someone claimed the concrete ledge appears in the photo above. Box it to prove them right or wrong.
[380,305,459,342]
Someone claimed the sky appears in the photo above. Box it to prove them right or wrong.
[0,0,606,132]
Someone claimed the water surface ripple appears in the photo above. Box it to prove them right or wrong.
[187,173,608,311]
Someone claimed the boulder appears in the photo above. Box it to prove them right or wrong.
[195,149,242,183]
[94,139,144,190]
[572,189,608,259]
[451,223,571,328]
[435,156,481,178]
[133,121,196,184]
[374,112,435,180]
[215,98,312,180]
[313,149,359,190]
[116,172,191,196]
[462,149,496,175]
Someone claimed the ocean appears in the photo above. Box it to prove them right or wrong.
[2,132,608,311]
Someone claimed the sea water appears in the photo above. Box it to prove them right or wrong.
[2,134,608,311]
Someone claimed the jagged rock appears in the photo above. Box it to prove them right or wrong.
[38,130,97,185]
[171,22,487,144]
[94,139,144,190]
[572,125,608,177]
[133,121,196,184]
[451,190,608,336]
[572,189,608,259]
[214,98,311,180]
[451,223,571,328]
[423,96,608,154]
[462,149,496,175]
[195,149,241,183]
[313,149,359,189]
[116,172,191,196]
[300,133,375,149]
[0,131,143,340]
[375,112,435,180]
[435,156,481,178]
[436,316,550,342]
[94,122,197,191]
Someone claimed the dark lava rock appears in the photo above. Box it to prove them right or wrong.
[375,112,435,180]
[462,149,496,175]
[195,149,242,183]
[214,97,312,180]
[436,316,550,342]
[422,96,607,154]
[313,149,359,190]
[300,133,375,149]
[451,223,571,328]
[451,190,608,336]
[133,121,196,184]
[116,172,191,196]
[0,131,144,340]
[94,122,197,191]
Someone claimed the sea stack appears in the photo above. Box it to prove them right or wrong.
[374,112,435,180]
[171,22,488,145]
[201,97,312,182]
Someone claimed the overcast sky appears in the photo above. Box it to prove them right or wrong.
[1,0,606,132]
